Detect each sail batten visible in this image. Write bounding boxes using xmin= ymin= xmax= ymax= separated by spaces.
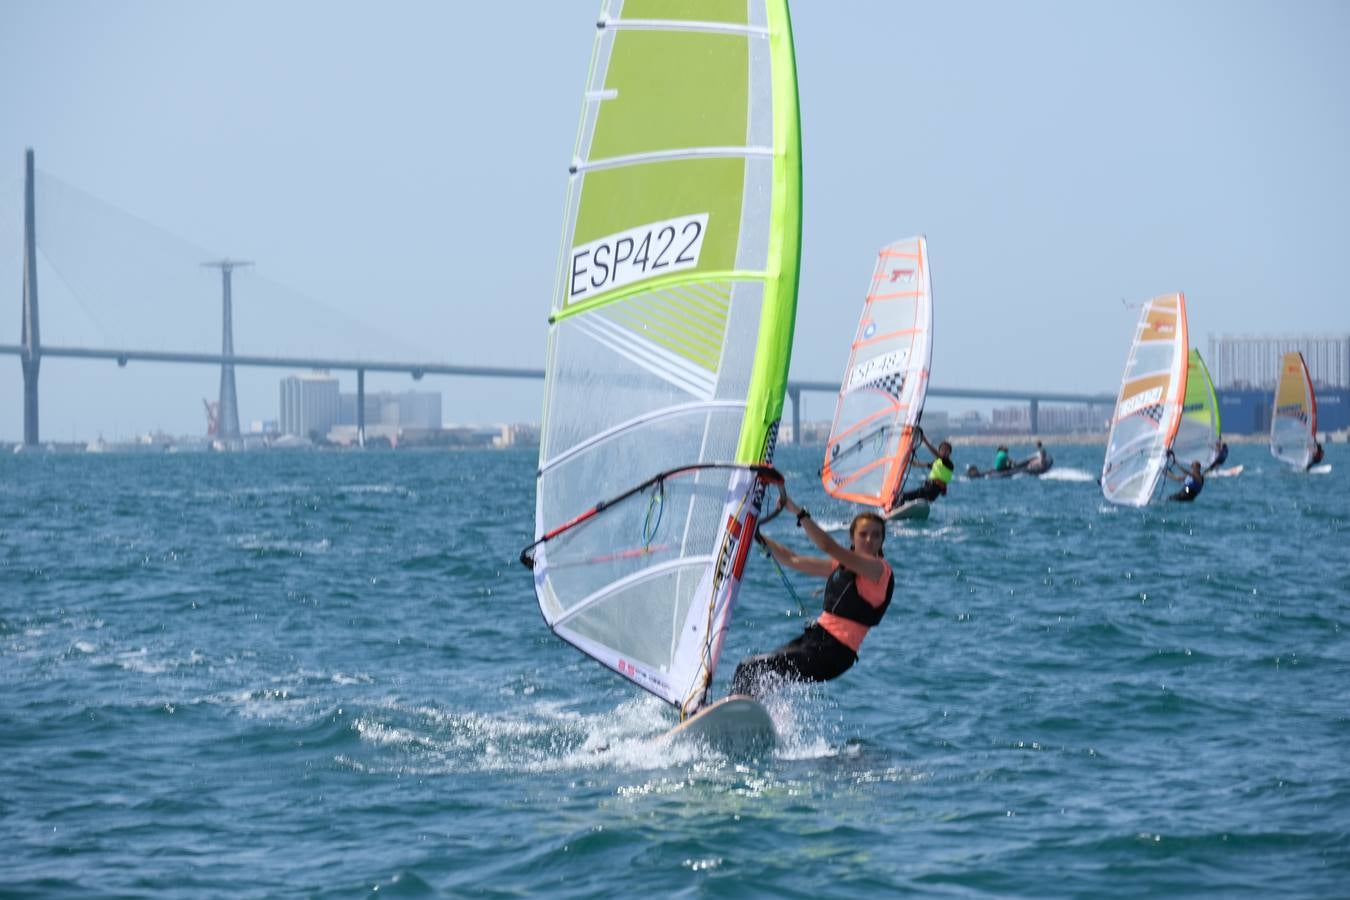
xmin=527 ymin=0 xmax=801 ymax=718
xmin=821 ymin=236 xmax=933 ymax=513
xmin=574 ymin=145 xmax=775 ymax=173
xmin=600 ymin=19 xmax=772 ymax=37
xmin=1100 ymin=293 xmax=1189 ymax=506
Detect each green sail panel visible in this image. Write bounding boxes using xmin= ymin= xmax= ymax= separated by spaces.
xmin=531 ymin=0 xmax=801 ymax=716
xmin=1173 ymin=348 xmax=1221 ymax=470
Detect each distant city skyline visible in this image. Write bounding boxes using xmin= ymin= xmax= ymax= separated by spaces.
xmin=2 ymin=1 xmax=1348 ymax=441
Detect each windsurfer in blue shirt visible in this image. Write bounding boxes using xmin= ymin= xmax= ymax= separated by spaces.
xmin=1204 ymin=441 xmax=1229 ymax=473
xmin=1164 ymin=456 xmax=1204 ymax=502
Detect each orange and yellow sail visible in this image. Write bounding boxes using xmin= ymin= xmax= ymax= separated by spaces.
xmin=1100 ymin=293 xmax=1189 ymax=506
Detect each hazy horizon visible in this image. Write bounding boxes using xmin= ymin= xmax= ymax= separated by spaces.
xmin=3 ymin=1 xmax=1348 ymax=442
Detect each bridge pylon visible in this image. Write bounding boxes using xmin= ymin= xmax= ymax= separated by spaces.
xmin=202 ymin=259 xmax=252 ymax=446
xmin=21 ymin=149 xmax=41 ymax=446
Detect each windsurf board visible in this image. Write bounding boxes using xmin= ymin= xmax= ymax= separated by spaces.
xmin=662 ymin=694 xmax=776 ymax=751
xmin=886 ymin=499 xmax=930 ymax=521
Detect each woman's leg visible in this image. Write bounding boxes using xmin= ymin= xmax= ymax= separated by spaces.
xmin=730 ymin=626 xmax=855 ymax=696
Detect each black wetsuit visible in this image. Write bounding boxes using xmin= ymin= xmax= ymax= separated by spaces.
xmin=1168 ymin=472 xmax=1204 ymax=502
xmin=730 ymin=562 xmax=894 ymax=696
xmin=897 ymin=457 xmax=953 ymax=504
xmin=898 ymin=480 xmax=944 ymax=503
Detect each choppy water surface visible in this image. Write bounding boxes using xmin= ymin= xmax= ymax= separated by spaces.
xmin=2 ymin=443 xmax=1347 ymax=897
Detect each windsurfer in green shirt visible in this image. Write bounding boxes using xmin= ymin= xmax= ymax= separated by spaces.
xmin=895 ymin=428 xmax=954 ymax=505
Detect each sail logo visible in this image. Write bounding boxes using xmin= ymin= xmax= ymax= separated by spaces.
xmin=1118 ymin=386 xmax=1163 ymax=419
xmin=889 ymin=268 xmax=915 ymax=283
xmin=569 ymin=213 xmax=709 ymax=303
xmin=1149 ymin=318 xmax=1173 ymax=334
xmin=847 ymin=348 xmax=908 ymax=390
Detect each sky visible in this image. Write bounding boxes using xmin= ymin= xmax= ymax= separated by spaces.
xmin=1 ymin=1 xmax=1348 ymax=442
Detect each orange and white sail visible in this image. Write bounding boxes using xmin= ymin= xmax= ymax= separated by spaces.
xmin=1100 ymin=293 xmax=1189 ymax=506
xmin=821 ymin=236 xmax=932 ymax=513
xmin=1270 ymin=351 xmax=1318 ymax=469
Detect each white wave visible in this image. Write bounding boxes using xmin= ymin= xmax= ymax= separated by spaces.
xmin=236 ymin=534 xmax=332 ymax=554
xmin=116 ymin=647 xmax=169 ymax=674
xmin=207 ymin=685 xmax=315 ymax=722
xmin=355 ymin=689 xmax=845 ymax=778
xmin=1042 ymin=467 xmax=1097 ymax=482
xmin=343 ymin=483 xmax=415 ymax=497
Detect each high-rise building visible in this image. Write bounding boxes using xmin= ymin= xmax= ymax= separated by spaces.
xmin=1208 ymin=334 xmax=1350 ymax=389
xmin=280 ymin=372 xmax=340 ymax=439
xmin=337 ymin=389 xmax=442 ymax=430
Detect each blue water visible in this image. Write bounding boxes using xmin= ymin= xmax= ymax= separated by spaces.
xmin=2 ymin=443 xmax=1347 ymax=897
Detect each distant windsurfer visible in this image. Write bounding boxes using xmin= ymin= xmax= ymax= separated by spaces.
xmin=731 ymin=486 xmax=893 ymax=697
xmin=1307 ymin=443 xmax=1324 ymax=470
xmin=1204 ymin=441 xmax=1229 ymax=473
xmin=1164 ymin=455 xmax=1205 ymax=502
xmin=894 ymin=428 xmax=954 ymax=505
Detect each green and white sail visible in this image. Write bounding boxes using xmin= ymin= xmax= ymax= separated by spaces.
xmin=527 ymin=0 xmax=801 ymax=718
xmin=1173 ymin=348 xmax=1221 ymax=470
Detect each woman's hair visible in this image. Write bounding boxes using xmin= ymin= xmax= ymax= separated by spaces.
xmin=848 ymin=512 xmax=886 ymax=550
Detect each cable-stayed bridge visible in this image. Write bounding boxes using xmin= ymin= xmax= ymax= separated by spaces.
xmin=4 ymin=150 xmax=1114 ymax=446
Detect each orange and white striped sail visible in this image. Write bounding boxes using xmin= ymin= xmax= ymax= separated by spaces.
xmin=821 ymin=236 xmax=932 ymax=513
xmin=1270 ymin=351 xmax=1318 ymax=469
xmin=1100 ymin=293 xmax=1189 ymax=506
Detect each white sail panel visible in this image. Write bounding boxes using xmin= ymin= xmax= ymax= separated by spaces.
xmin=1101 ymin=293 xmax=1188 ymax=506
xmin=821 ymin=236 xmax=933 ymax=512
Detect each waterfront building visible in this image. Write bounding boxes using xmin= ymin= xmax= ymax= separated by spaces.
xmin=1208 ymin=334 xmax=1349 ymax=389
xmin=280 ymin=372 xmax=340 ymax=439
xmin=338 ymin=390 xmax=442 ymax=430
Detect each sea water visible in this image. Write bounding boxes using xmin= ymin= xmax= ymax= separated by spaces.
xmin=2 ymin=443 xmax=1347 ymax=897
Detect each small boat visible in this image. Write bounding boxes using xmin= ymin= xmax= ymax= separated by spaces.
xmin=967 ymin=453 xmax=1054 ymax=479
